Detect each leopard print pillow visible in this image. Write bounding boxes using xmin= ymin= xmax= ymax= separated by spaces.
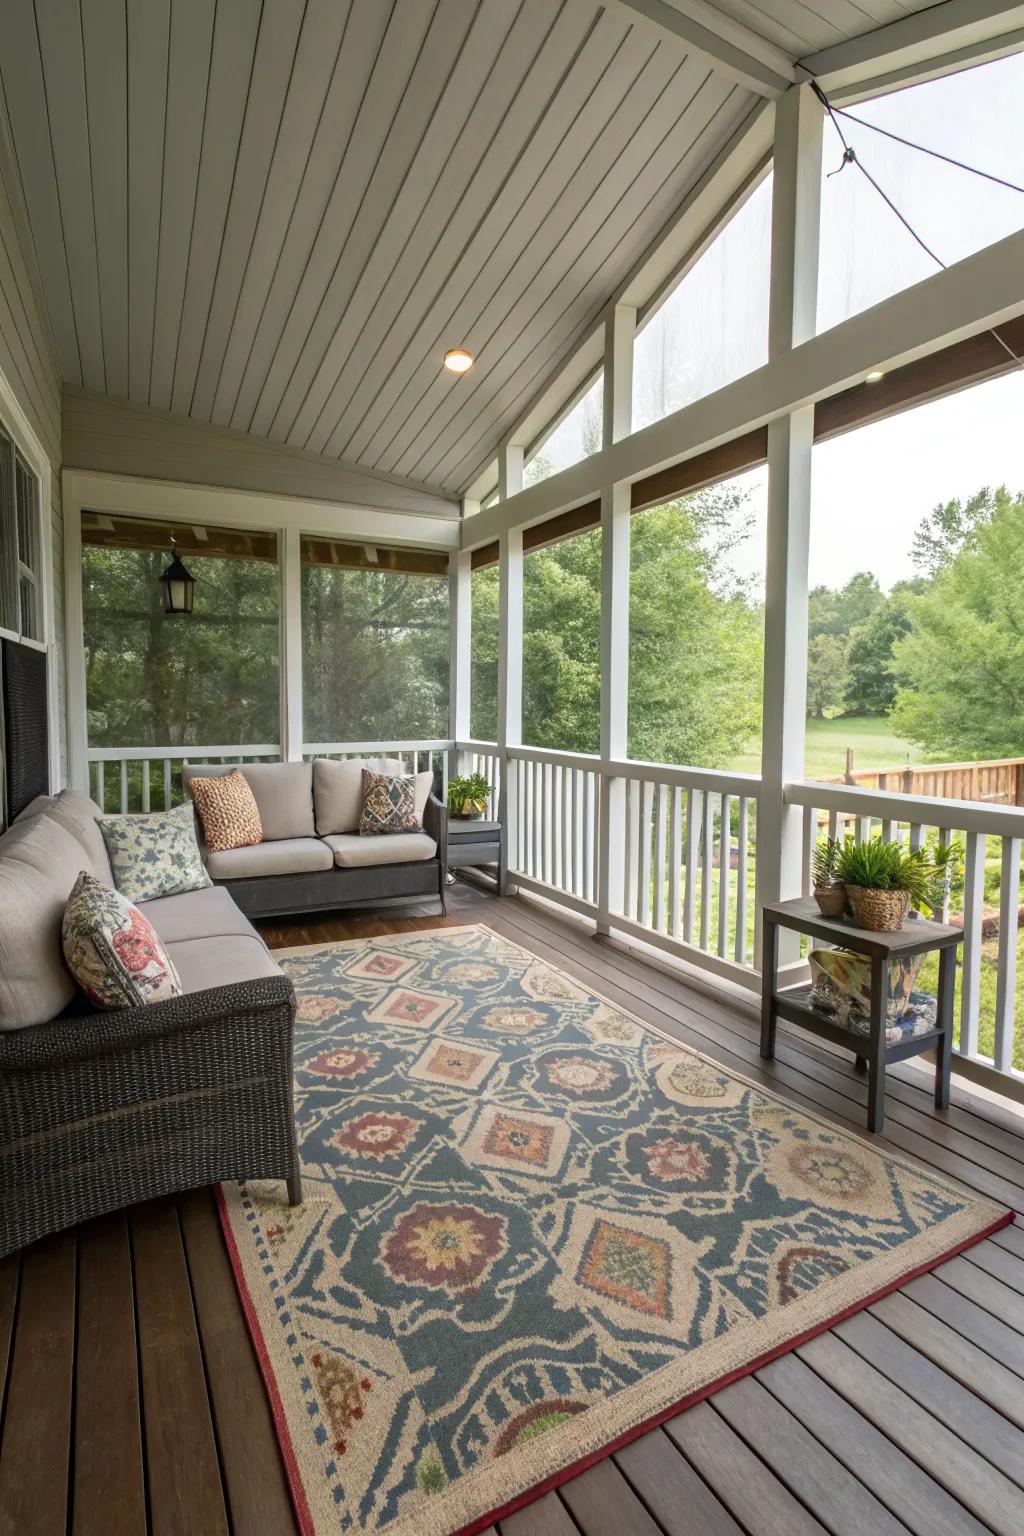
xmin=188 ymin=770 xmax=263 ymax=852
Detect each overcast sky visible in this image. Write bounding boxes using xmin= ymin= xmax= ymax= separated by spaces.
xmin=539 ymin=51 xmax=1024 ymax=596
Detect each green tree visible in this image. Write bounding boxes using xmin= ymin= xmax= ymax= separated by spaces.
xmin=892 ymin=488 xmax=1024 ymax=757
xmin=911 ymin=486 xmax=1001 ymax=576
xmin=843 ymin=580 xmax=922 ymax=715
xmin=806 ymin=634 xmax=847 ymax=717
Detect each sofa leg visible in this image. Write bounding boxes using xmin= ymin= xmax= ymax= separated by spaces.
xmin=287 ymin=1170 xmax=303 ymax=1206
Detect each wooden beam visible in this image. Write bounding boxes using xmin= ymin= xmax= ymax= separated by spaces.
xmin=461 ymin=223 xmax=1024 ymax=551
xmin=604 ymin=0 xmax=794 ymax=97
xmin=803 ymin=1 xmax=1024 ymax=94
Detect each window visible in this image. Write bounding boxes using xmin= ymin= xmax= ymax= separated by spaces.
xmin=301 ymin=541 xmax=448 ymax=744
xmin=632 ymin=176 xmax=772 ymax=433
xmin=805 ymin=369 xmax=1024 ymax=783
xmin=82 ymin=515 xmax=280 ymax=748
xmin=628 ymin=469 xmax=767 ymax=770
xmin=524 ymin=374 xmax=603 ymax=487
xmin=817 ymin=54 xmax=1024 ymax=333
xmin=522 ymin=526 xmax=601 ymax=753
xmin=0 ymin=425 xmax=43 ymax=642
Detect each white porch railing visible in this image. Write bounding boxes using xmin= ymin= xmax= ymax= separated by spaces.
xmin=87 ymin=745 xmax=281 ymax=814
xmin=787 ymin=779 xmax=1024 ymax=1094
xmin=507 ymin=746 xmax=600 ymax=913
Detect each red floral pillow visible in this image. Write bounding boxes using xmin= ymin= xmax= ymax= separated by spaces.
xmin=62 ymin=872 xmax=182 ymax=1008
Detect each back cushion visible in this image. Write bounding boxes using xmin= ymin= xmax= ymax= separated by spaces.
xmin=0 ymin=810 xmax=96 ymax=1027
xmin=313 ymin=758 xmax=432 ymax=835
xmin=181 ymin=761 xmax=315 ymax=841
xmin=50 ymin=789 xmax=112 ymax=881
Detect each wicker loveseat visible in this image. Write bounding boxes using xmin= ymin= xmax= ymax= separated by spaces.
xmin=0 ymin=789 xmax=300 ymax=1257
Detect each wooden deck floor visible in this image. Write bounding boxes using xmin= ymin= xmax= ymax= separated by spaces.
xmin=3 ymin=881 xmax=1024 ymax=1536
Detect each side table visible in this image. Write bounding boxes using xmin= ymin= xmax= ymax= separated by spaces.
xmin=446 ymin=816 xmax=505 ymax=893
xmin=760 ymin=896 xmax=963 ymax=1134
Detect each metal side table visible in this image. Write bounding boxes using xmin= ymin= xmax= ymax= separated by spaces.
xmin=446 ymin=816 xmax=505 ymax=892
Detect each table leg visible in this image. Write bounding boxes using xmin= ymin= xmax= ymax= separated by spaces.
xmin=868 ymin=955 xmax=887 ymax=1133
xmin=935 ymin=946 xmax=955 ymax=1111
xmin=760 ymin=918 xmax=778 ymax=1061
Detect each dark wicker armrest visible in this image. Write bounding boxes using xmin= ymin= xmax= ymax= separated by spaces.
xmin=423 ymin=791 xmax=448 ymax=866
xmin=0 ymin=974 xmax=295 ymax=1072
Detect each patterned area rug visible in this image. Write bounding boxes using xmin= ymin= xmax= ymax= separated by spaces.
xmin=219 ymin=925 xmax=1009 ymax=1536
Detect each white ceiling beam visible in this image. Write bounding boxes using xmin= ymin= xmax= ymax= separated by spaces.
xmin=603 ymin=0 xmax=794 ymax=97
xmin=461 ymin=223 xmax=1024 ymax=551
xmin=802 ymin=1 xmax=1024 ymax=94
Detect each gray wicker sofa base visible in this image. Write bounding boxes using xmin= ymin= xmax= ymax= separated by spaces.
xmin=0 ymin=789 xmax=301 ymax=1259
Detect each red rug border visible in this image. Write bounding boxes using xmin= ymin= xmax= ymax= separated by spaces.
xmin=216 ymin=1184 xmax=1012 ymax=1536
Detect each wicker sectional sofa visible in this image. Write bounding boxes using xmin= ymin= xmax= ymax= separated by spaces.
xmin=0 ymin=761 xmax=447 ymax=1256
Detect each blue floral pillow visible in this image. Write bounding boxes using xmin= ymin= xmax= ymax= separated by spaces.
xmin=99 ymin=802 xmax=211 ymax=902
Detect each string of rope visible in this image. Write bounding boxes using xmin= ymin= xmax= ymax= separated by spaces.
xmin=831 ymin=107 xmax=1024 ymax=198
xmin=808 ymin=81 xmax=1020 ymax=365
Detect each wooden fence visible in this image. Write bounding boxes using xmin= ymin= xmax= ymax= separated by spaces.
xmin=829 ymin=752 xmax=1024 ymax=806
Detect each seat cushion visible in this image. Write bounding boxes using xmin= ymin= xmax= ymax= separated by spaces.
xmin=313 ymin=758 xmax=432 ymax=834
xmin=165 ymin=934 xmax=282 ymax=994
xmin=324 ymin=831 xmax=437 ymax=868
xmin=0 ymin=810 xmax=100 ymax=1027
xmin=182 ymin=761 xmax=314 ymax=841
xmin=141 ymin=884 xmax=263 ymax=945
xmin=206 ymin=836 xmax=334 ymax=881
xmin=100 ymin=803 xmax=211 ymax=902
xmin=62 ymin=872 xmax=182 ymax=1009
xmin=188 ymin=770 xmax=263 ymax=851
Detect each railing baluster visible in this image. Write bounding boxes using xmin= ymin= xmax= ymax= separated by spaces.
xmin=574 ymin=770 xmax=584 ymax=897
xmin=533 ymin=761 xmax=542 ymax=879
xmin=735 ymin=797 xmax=749 ymax=963
xmin=994 ymin=836 xmax=1020 ymax=1073
xmin=560 ymin=764 xmax=571 ymax=894
xmin=683 ymin=789 xmax=698 ymax=945
xmin=654 ymin=784 xmax=668 ymax=933
xmin=718 ymin=793 xmax=731 ymax=958
xmin=669 ymin=786 xmax=682 ymax=938
xmin=937 ymin=826 xmax=951 ymax=922
xmin=543 ymin=761 xmax=554 ymax=884
xmin=96 ymin=760 xmax=105 ymax=813
xmin=141 ymin=759 xmax=150 ymax=813
xmin=909 ymin=822 xmax=925 ymax=852
xmin=119 ymin=758 xmax=129 ymax=814
xmin=959 ymin=831 xmax=986 ymax=1058
xmin=827 ymin=808 xmax=838 ymax=842
xmin=700 ymin=790 xmax=713 ymax=952
xmin=638 ymin=780 xmax=653 ymax=926
xmin=625 ymin=780 xmax=638 ymax=920
xmin=802 ymin=803 xmax=815 ymax=897
xmin=584 ymin=772 xmax=595 ymax=904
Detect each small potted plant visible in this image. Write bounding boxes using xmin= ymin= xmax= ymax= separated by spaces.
xmin=447 ymin=771 xmax=493 ymax=819
xmin=812 ymin=836 xmax=849 ymax=917
xmin=835 ymin=837 xmax=959 ymax=932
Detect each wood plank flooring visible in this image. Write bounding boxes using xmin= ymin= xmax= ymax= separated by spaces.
xmin=2 ymin=881 xmax=1024 ymax=1535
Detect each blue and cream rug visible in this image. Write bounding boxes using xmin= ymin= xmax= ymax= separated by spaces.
xmin=219 ymin=924 xmax=1009 ymax=1536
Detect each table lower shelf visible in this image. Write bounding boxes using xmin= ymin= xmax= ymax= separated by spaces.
xmin=774 ymin=984 xmax=946 ymax=1064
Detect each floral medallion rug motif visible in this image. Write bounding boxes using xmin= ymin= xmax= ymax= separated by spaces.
xmin=218 ymin=925 xmax=1008 ymax=1536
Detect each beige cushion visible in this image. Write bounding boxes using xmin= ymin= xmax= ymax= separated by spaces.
xmin=188 ymin=770 xmax=263 ymax=851
xmin=206 ymin=836 xmax=333 ymax=881
xmin=313 ymin=758 xmax=433 ymax=835
xmin=0 ymin=811 xmax=94 ymax=1027
xmin=49 ymin=789 xmax=111 ymax=881
xmin=182 ymin=761 xmax=315 ymax=841
xmin=323 ymin=831 xmax=436 ymax=868
xmin=141 ymin=885 xmax=264 ymax=945
xmin=165 ymin=935 xmax=282 ymax=994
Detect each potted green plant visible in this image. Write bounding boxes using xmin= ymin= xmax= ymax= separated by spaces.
xmin=811 ymin=836 xmax=849 ymax=917
xmin=835 ymin=837 xmax=959 ymax=932
xmin=447 ymin=771 xmax=493 ymax=819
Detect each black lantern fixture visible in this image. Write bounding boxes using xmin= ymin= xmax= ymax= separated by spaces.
xmin=159 ymin=537 xmax=196 ymax=615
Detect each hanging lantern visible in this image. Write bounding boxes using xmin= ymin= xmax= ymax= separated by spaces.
xmin=159 ymin=538 xmax=195 ymax=615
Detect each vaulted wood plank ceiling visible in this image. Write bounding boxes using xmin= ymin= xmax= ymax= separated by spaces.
xmin=0 ymin=0 xmax=956 ymax=498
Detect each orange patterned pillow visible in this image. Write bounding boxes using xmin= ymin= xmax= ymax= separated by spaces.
xmin=188 ymin=770 xmax=263 ymax=852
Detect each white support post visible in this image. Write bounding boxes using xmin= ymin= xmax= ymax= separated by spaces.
xmin=597 ymin=302 xmax=635 ymax=934
xmin=499 ymin=439 xmax=524 ymax=501
xmin=449 ymin=531 xmax=473 ymax=786
xmin=64 ymin=501 xmax=89 ymax=791
xmin=496 ymin=527 xmax=523 ymax=893
xmin=281 ymin=525 xmax=303 ymax=762
xmin=755 ymin=84 xmax=823 ymax=966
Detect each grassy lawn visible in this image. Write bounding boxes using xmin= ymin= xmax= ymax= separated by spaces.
xmin=733 ymin=713 xmax=935 ymax=779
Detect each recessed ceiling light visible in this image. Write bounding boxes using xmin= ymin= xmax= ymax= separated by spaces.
xmin=444 ymin=348 xmax=474 ymax=374
xmin=865 ymin=369 xmax=886 ymax=383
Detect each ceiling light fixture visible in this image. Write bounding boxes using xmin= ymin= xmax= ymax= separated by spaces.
xmin=865 ymin=369 xmax=886 ymax=383
xmin=443 ymin=348 xmax=474 ymax=374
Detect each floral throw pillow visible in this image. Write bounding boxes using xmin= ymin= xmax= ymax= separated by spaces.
xmin=62 ymin=871 xmax=182 ymax=1009
xmin=99 ymin=801 xmax=211 ymax=902
xmin=359 ymin=769 xmax=420 ymax=836
xmin=188 ymin=770 xmax=263 ymax=852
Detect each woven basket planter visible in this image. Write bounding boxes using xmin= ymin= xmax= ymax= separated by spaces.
xmin=847 ymin=885 xmax=910 ymax=932
xmin=813 ymin=883 xmax=848 ymax=918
